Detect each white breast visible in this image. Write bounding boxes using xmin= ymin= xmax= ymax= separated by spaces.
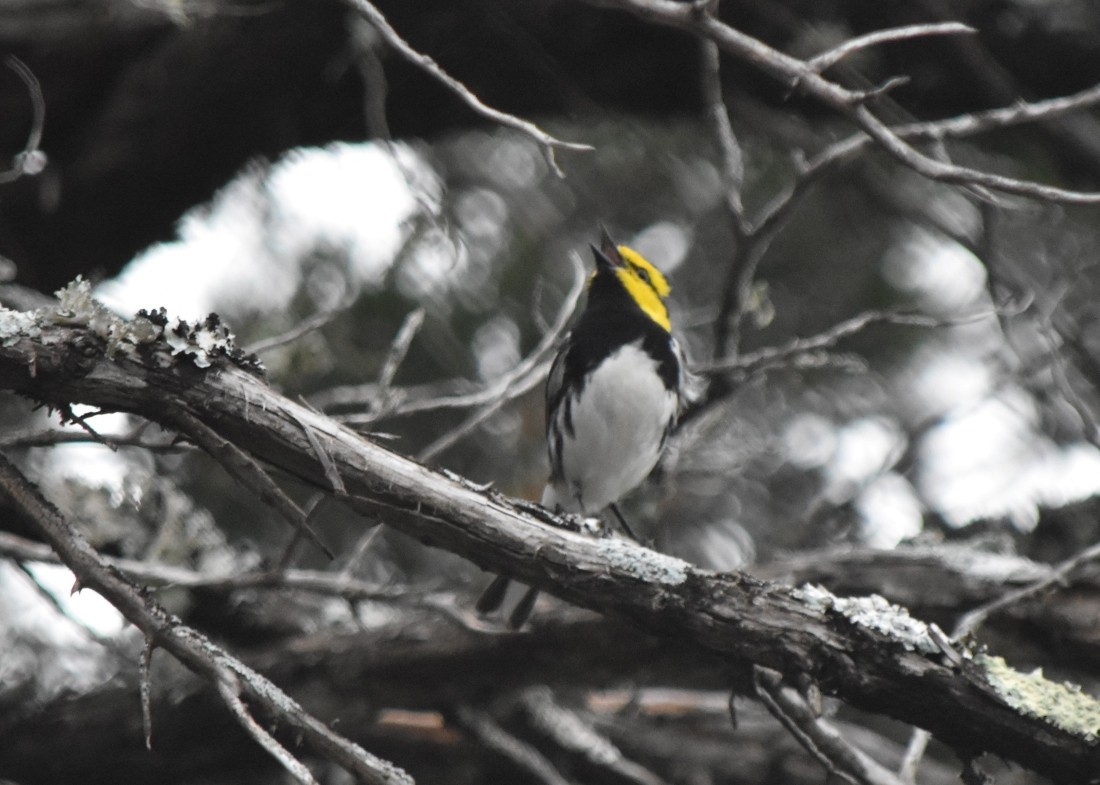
xmin=544 ymin=341 xmax=678 ymax=514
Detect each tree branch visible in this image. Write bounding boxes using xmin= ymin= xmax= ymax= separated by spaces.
xmin=1 ymin=310 xmax=1099 ymax=779
xmin=806 ymin=23 xmax=975 ymax=74
xmin=753 ymin=667 xmax=905 ymax=785
xmin=0 ymin=55 xmax=47 ymax=184
xmin=581 ymin=0 xmax=1100 ymax=203
xmin=342 ymin=0 xmax=593 ymax=175
xmin=0 ymin=451 xmax=412 ymax=785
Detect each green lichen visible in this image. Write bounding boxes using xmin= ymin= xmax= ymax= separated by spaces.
xmin=978 ymin=654 xmax=1100 ymax=743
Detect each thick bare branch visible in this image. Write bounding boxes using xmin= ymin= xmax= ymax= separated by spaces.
xmin=2 ymin=318 xmax=1099 ymax=780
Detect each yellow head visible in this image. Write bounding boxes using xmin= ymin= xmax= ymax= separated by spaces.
xmin=592 ymin=231 xmax=673 ymax=332
xmin=613 ymin=245 xmax=672 ymax=332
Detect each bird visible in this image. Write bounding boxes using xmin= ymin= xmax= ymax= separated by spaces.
xmin=477 ymin=227 xmax=686 ymax=627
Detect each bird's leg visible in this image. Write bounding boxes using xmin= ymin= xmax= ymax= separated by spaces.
xmin=608 ymin=502 xmax=641 ymax=542
xmin=476 ymin=574 xmax=512 ymax=614
xmin=508 ymin=586 xmax=541 ymax=629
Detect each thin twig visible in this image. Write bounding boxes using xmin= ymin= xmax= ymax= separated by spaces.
xmin=0 ymin=56 xmax=47 ymax=184
xmin=12 ymin=561 xmax=113 ymax=646
xmin=852 ymin=102 xmax=1100 ymax=203
xmin=699 ymin=8 xmax=746 ymax=225
xmin=753 ymin=667 xmax=905 ymax=785
xmin=698 ymin=0 xmax=756 ymax=360
xmin=350 ymin=14 xmax=393 ymax=141
xmin=416 ymin=255 xmax=587 ymax=460
xmin=140 ymin=639 xmax=155 ymax=750
xmin=454 ymin=706 xmax=578 ymax=785
xmin=334 ymin=261 xmax=584 ymax=424
xmin=703 ymin=307 xmax=994 ymax=376
xmin=217 ymin=670 xmax=320 ymax=785
xmin=245 ymin=305 xmax=350 ymax=355
xmin=585 ymin=0 xmax=1100 ymax=203
xmin=953 ymin=539 xmax=1100 ymax=640
xmin=520 ymin=687 xmax=671 ymax=785
xmin=807 ymin=22 xmax=975 ymax=73
xmin=343 ymin=0 xmax=593 ymax=175
xmin=168 ymin=408 xmax=334 ymax=559
xmin=0 ymin=529 xmax=405 ymax=603
xmin=339 ymin=522 xmax=385 ymax=579
xmin=292 ymin=407 xmax=347 ymax=496
xmin=366 ymin=305 xmax=428 ymax=422
xmin=0 ymin=423 xmax=182 ymax=452
xmin=737 ymin=83 xmax=1100 ymax=305
xmin=378 ymin=307 xmax=426 ymax=393
xmin=898 ymin=728 xmax=931 ymax=784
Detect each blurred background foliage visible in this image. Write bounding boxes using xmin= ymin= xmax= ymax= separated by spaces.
xmin=5 ymin=2 xmax=1100 ymax=781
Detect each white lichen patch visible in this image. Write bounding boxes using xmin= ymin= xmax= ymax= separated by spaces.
xmin=0 ymin=307 xmax=42 ymax=345
xmin=50 ymin=279 xmax=165 ymax=356
xmin=164 ymin=314 xmax=262 ymax=372
xmin=54 ymin=277 xmax=111 ymax=328
xmin=24 ymin=278 xmax=263 ymax=372
xmin=595 ymin=537 xmax=690 ymax=586
xmin=798 ymin=583 xmax=939 ymax=654
xmin=978 ymin=654 xmax=1100 ymax=743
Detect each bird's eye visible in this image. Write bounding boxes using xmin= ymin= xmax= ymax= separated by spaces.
xmin=634 ymin=266 xmax=651 ymax=285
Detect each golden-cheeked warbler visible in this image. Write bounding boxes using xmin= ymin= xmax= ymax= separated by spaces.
xmin=478 ymin=228 xmax=686 ymax=626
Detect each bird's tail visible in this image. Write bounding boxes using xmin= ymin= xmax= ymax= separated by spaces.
xmin=475 ymin=483 xmax=567 ymax=626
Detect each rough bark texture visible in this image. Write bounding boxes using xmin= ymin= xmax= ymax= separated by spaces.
xmin=2 ymin=319 xmax=1099 ymax=782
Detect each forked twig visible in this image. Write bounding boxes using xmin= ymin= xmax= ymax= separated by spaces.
xmin=217 ymin=669 xmax=320 ymax=785
xmin=416 ymin=254 xmax=587 ymax=460
xmin=0 ymin=453 xmax=412 ymax=785
xmin=585 ymin=0 xmax=1100 ymax=203
xmin=343 ymin=0 xmax=593 ymax=175
xmin=953 ymin=539 xmax=1100 ymax=640
xmin=704 ymin=307 xmax=994 ymax=376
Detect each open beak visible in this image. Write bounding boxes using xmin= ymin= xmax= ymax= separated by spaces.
xmin=591 ymin=225 xmax=624 ymax=270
